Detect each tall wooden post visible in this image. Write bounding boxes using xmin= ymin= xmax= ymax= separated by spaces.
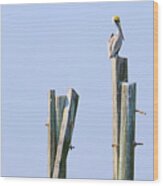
xmin=111 ymin=57 xmax=128 ymax=179
xmin=47 ymin=88 xmax=79 ymax=178
xmin=118 ymin=83 xmax=136 ymax=180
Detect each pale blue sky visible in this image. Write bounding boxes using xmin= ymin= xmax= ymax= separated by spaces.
xmin=1 ymin=1 xmax=154 ymax=180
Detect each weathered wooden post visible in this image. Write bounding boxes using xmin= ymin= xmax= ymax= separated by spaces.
xmin=48 ymin=90 xmax=57 ymax=178
xmin=47 ymin=88 xmax=79 ymax=178
xmin=118 ymin=83 xmax=136 ymax=180
xmin=53 ymin=89 xmax=79 ymax=178
xmin=55 ymin=95 xmax=67 ymax=178
xmin=111 ymin=57 xmax=128 ymax=179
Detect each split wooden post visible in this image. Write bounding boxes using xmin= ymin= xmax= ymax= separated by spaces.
xmin=111 ymin=57 xmax=128 ymax=179
xmin=47 ymin=88 xmax=79 ymax=178
xmin=118 ymin=83 xmax=136 ymax=180
xmin=53 ymin=89 xmax=79 ymax=178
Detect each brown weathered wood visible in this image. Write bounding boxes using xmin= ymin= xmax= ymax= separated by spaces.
xmin=55 ymin=95 xmax=67 ymax=178
xmin=118 ymin=83 xmax=136 ymax=180
xmin=48 ymin=90 xmax=57 ymax=178
xmin=53 ymin=88 xmax=79 ymax=178
xmin=55 ymin=96 xmax=67 ymax=142
xmin=111 ymin=57 xmax=128 ymax=179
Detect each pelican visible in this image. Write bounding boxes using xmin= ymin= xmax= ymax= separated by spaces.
xmin=108 ymin=16 xmax=125 ymax=59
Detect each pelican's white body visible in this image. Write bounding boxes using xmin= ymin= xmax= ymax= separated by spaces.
xmin=108 ymin=21 xmax=124 ymax=59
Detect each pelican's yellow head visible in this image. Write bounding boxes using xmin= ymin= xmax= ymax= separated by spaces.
xmin=113 ymin=16 xmax=120 ymax=23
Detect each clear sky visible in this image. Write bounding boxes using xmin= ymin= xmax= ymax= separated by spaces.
xmin=1 ymin=1 xmax=154 ymax=180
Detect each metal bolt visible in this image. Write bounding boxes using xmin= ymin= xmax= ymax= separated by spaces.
xmin=133 ymin=141 xmax=143 ymax=147
xmin=135 ymin=109 xmax=146 ymax=115
xmin=69 ymin=145 xmax=75 ymax=150
xmin=112 ymin=144 xmax=119 ymax=148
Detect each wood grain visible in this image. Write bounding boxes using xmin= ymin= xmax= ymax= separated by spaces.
xmin=48 ymin=90 xmax=57 ymax=178
xmin=154 ymin=1 xmax=158 ymax=180
xmin=111 ymin=57 xmax=128 ymax=179
xmin=118 ymin=83 xmax=136 ymax=180
xmin=53 ymin=89 xmax=79 ymax=178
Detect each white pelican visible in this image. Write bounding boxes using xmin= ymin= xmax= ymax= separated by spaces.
xmin=108 ymin=16 xmax=124 ymax=59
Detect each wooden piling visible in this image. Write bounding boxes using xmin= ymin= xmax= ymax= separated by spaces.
xmin=53 ymin=88 xmax=79 ymax=178
xmin=47 ymin=88 xmax=79 ymax=178
xmin=111 ymin=57 xmax=128 ymax=179
xmin=118 ymin=83 xmax=136 ymax=180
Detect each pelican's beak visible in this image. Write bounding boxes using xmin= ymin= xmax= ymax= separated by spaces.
xmin=122 ymin=33 xmax=125 ymax=40
xmin=117 ymin=22 xmax=125 ymax=40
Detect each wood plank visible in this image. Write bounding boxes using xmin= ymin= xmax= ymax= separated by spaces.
xmin=48 ymin=90 xmax=57 ymax=178
xmin=118 ymin=83 xmax=136 ymax=180
xmin=55 ymin=96 xmax=67 ymax=142
xmin=55 ymin=95 xmax=67 ymax=178
xmin=111 ymin=56 xmax=128 ymax=179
